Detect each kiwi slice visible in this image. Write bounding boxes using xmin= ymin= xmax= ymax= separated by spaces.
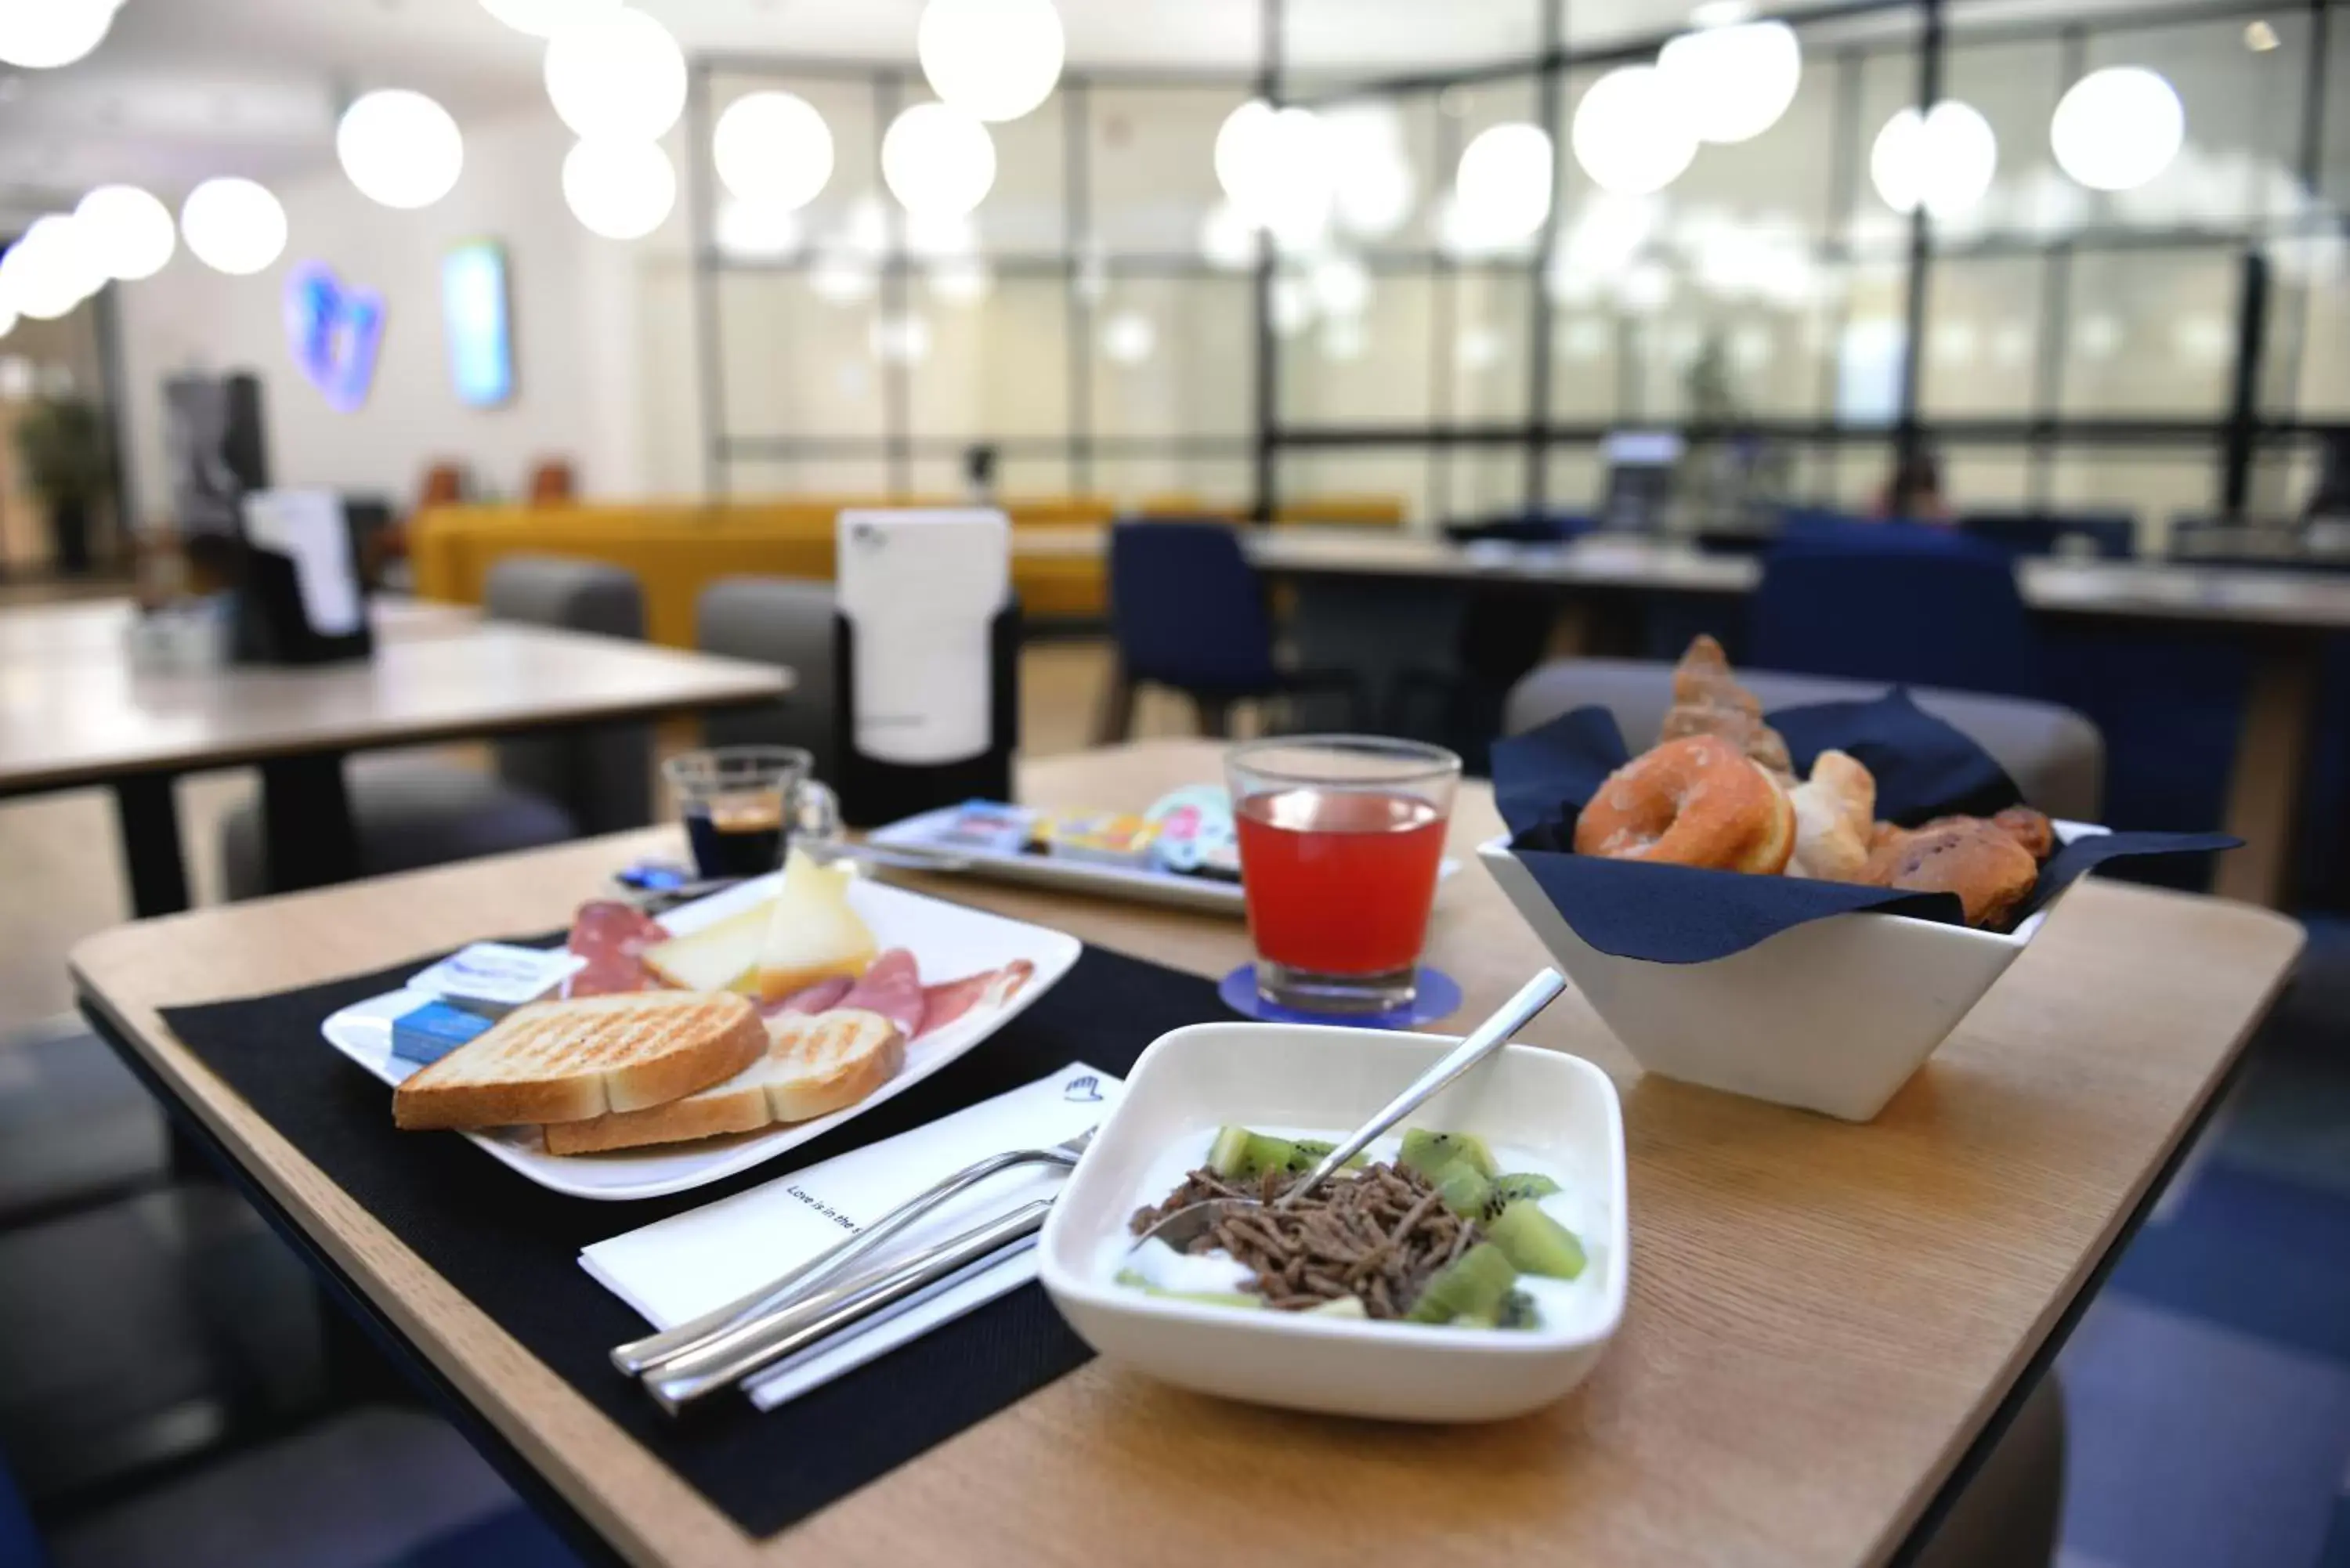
xmin=1432 ymin=1160 xmax=1491 ymax=1218
xmin=1399 ymin=1129 xmax=1499 ymax=1183
xmin=1484 ymin=1200 xmax=1587 ymax=1280
xmin=1204 ymin=1125 xmax=1254 ymax=1178
xmin=1446 ymin=1290 xmax=1542 ymax=1331
xmin=1203 ymin=1125 xmax=1303 ymax=1180
xmin=1405 ymin=1241 xmax=1517 ymax=1324
xmin=1289 ymin=1139 xmax=1368 ymax=1171
xmin=1495 ymin=1289 xmax=1540 ymax=1331
xmin=1479 ymin=1172 xmax=1563 ymax=1221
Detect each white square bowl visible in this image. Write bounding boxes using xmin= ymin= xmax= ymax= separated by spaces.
xmin=1036 ymin=1021 xmax=1629 ymax=1422
xmin=1477 ymin=826 xmax=2101 ymax=1122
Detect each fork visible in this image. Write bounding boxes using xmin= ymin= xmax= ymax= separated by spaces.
xmin=611 ymin=1128 xmax=1096 ymax=1378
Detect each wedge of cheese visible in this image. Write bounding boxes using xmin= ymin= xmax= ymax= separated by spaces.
xmin=640 ymin=899 xmax=775 ymax=994
xmin=757 ymin=847 xmax=878 ymax=1001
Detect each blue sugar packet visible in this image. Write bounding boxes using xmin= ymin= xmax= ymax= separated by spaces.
xmin=391 ymin=999 xmax=495 ymax=1066
xmin=1491 ymin=687 xmax=2238 ymax=964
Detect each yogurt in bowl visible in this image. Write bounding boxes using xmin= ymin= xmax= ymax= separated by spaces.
xmin=1037 ymin=1021 xmax=1628 ymax=1422
xmin=1102 ymin=1125 xmax=1614 ymax=1335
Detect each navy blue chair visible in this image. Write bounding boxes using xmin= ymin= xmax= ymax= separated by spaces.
xmin=1750 ymin=532 xmax=2041 ymax=698
xmin=1441 ymin=511 xmax=1596 ymax=546
xmin=1960 ymin=510 xmax=2137 ymax=560
xmin=0 ymin=1455 xmax=47 ymax=1568
xmin=1101 ymin=519 xmax=1367 ymax=739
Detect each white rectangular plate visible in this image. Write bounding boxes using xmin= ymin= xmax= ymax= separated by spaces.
xmin=867 ymin=804 xmax=1459 ymax=918
xmin=319 ymin=874 xmax=1082 ymax=1201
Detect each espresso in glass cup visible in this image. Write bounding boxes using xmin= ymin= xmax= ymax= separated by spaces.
xmin=663 ymin=746 xmax=840 ymax=880
xmin=1226 ymin=735 xmax=1461 ymax=1013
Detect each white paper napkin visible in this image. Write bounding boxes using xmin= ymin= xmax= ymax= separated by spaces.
xmin=580 ymin=1063 xmax=1120 ymax=1411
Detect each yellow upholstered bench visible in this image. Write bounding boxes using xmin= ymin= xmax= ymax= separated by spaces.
xmin=408 ymin=497 xmax=1123 ymax=645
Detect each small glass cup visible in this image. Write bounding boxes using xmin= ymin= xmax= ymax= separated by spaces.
xmin=663 ymin=746 xmax=841 ymax=880
xmin=1226 ymin=735 xmax=1462 ymax=1014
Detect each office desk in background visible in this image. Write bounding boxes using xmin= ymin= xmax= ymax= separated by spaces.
xmin=0 ymin=596 xmax=788 ymax=917
xmin=1238 ymin=530 xmax=2350 ymax=909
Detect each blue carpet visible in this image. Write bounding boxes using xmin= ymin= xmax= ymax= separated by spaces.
xmin=387 ymin=1504 xmax=581 ymax=1568
xmin=2056 ymin=923 xmax=2350 ymax=1568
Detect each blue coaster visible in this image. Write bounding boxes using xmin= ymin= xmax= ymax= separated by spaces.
xmin=1217 ymin=964 xmax=1464 ymax=1029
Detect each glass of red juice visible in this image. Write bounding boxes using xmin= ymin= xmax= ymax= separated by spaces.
xmin=1227 ymin=736 xmax=1461 ymax=1014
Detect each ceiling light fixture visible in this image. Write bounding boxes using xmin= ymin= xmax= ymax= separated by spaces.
xmin=713 ymin=91 xmax=834 ymax=211
xmin=2050 ymin=67 xmax=2185 ymax=192
xmin=715 ymin=197 xmax=803 ymax=261
xmin=561 ymin=138 xmax=676 ymax=239
xmin=74 ymin=184 xmax=175 ymax=280
xmin=1870 ymin=100 xmax=1998 ymax=217
xmin=0 ymin=215 xmax=102 ymax=318
xmin=1213 ymin=100 xmax=1335 ymax=240
xmin=1101 ymin=311 xmax=1155 ymax=364
xmin=916 ymin=0 xmax=1065 ymax=123
xmin=1572 ymin=67 xmax=1697 ymax=195
xmin=1455 ymin=121 xmax=1554 ymax=243
xmin=338 ymin=89 xmax=465 ymax=209
xmin=1658 ymin=20 xmax=1802 ymax=145
xmin=180 ymin=178 xmax=289 ymax=276
xmin=0 ymin=0 xmax=121 ymax=70
xmin=881 ymin=102 xmax=997 ymax=218
xmin=544 ymin=7 xmax=686 ymax=143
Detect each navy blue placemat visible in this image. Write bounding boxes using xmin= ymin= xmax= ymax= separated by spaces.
xmin=159 ymin=941 xmax=1224 ymax=1540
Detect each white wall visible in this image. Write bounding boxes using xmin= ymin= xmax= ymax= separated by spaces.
xmin=114 ymin=108 xmax=667 ymax=523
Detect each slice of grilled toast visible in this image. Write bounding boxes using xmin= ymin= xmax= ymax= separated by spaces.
xmin=392 ymin=991 xmax=766 ymax=1132
xmin=540 ymin=1006 xmax=906 ymax=1155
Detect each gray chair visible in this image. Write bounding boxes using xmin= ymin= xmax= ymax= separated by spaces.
xmin=1505 ymin=656 xmax=2104 ymax=819
xmin=221 ymin=556 xmax=653 ymax=899
xmin=693 ymin=576 xmax=839 ymax=786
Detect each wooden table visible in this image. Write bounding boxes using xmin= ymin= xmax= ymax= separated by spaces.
xmin=69 ymin=739 xmax=2304 ymax=1568
xmin=1242 ymin=529 xmax=2350 ymax=908
xmin=0 ymin=594 xmax=478 ymax=663
xmin=0 ymin=598 xmax=786 ymax=916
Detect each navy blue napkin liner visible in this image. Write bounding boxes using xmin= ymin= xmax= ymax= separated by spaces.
xmin=1491 ymin=690 xmax=2239 ymax=964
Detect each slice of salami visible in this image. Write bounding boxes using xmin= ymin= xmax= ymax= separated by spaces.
xmin=836 ymin=948 xmax=925 ymax=1036
xmin=758 ymin=975 xmax=855 ymax=1018
xmin=916 ymin=959 xmax=1036 ymax=1039
xmin=566 ymin=900 xmax=669 ymax=995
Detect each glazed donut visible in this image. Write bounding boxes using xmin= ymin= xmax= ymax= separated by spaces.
xmin=1575 ymin=735 xmax=1797 ymax=874
xmin=1864 ymin=819 xmax=2039 ymax=928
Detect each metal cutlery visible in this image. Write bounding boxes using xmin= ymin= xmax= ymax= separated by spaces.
xmin=612 ymin=1129 xmax=1094 ymax=1389
xmin=642 ymin=1199 xmax=1054 ymax=1414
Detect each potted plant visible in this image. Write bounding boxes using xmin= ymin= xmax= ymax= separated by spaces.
xmin=13 ymin=395 xmax=112 ymax=574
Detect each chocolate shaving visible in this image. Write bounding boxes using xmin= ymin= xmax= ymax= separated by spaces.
xmin=1129 ymin=1160 xmax=1482 ymax=1319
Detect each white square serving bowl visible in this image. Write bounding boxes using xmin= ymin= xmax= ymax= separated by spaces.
xmin=1477 ymin=824 xmax=2102 ymax=1122
xmin=1036 ymin=1020 xmax=1629 ymax=1423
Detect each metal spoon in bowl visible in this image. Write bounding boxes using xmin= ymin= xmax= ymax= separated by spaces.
xmin=1129 ymin=968 xmax=1569 ymax=1255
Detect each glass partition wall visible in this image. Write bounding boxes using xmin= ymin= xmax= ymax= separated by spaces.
xmin=689 ymin=0 xmax=2349 ymax=541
